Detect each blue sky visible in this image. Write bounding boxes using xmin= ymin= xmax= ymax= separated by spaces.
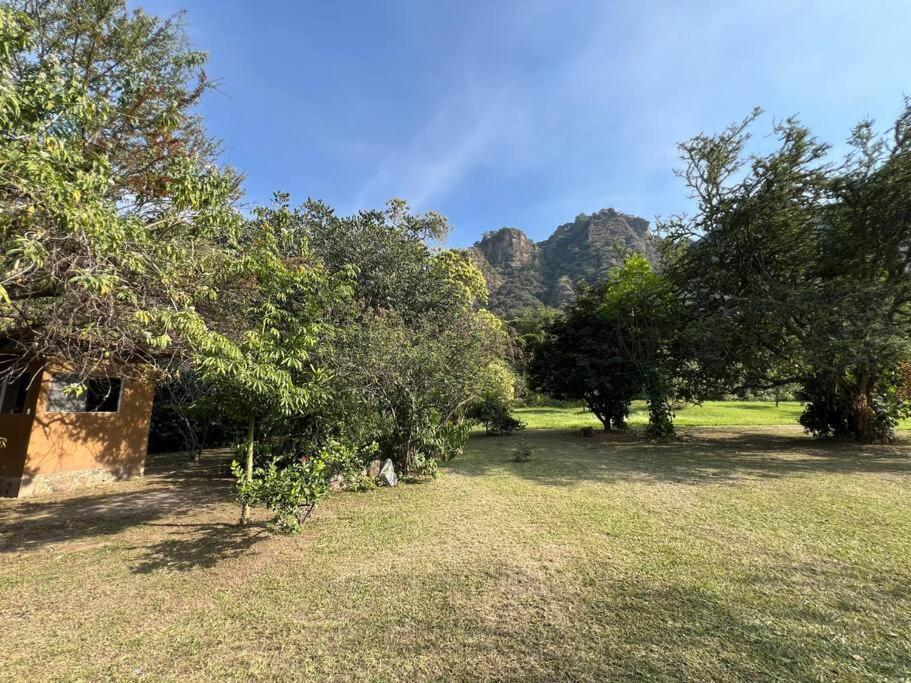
xmin=141 ymin=0 xmax=911 ymax=246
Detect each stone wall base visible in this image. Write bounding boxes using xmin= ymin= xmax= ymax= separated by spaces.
xmin=13 ymin=466 xmax=144 ymax=499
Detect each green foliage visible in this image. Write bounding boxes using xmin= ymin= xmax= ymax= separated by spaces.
xmin=194 ymin=196 xmax=352 ymax=421
xmin=0 ymin=2 xmax=245 ymax=382
xmin=321 ymin=440 xmax=379 ymax=492
xmin=294 ymin=199 xmax=506 ymax=475
xmin=662 ymin=102 xmax=911 ymax=441
xmin=644 ymin=369 xmax=675 ymax=439
xmin=466 ymin=360 xmax=525 ymax=434
xmin=231 ymin=457 xmax=328 ymax=534
xmin=230 ymin=438 xmax=370 ymax=533
xmin=529 ymin=255 xmax=677 ymax=435
xmin=467 ymin=395 xmax=525 ymax=435
xmin=512 ymin=439 xmax=534 ymax=462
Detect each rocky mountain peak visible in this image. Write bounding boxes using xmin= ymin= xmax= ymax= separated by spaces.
xmin=474 ymin=227 xmax=539 ymax=269
xmin=468 ymin=208 xmax=658 ymax=318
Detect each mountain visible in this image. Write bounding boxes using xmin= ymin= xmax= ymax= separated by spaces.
xmin=468 ymin=208 xmax=658 ymax=319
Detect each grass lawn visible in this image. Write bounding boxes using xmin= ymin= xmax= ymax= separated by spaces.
xmin=2 ymin=427 xmax=910 ymax=680
xmin=517 ymin=400 xmax=806 ymax=430
xmin=517 ymin=400 xmax=911 ymax=431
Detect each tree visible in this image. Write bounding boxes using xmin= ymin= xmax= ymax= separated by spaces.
xmin=193 ymin=196 xmax=352 ymax=524
xmin=465 ymin=360 xmax=525 ymax=435
xmin=0 ymin=2 xmax=243 ymax=384
xmin=529 ymin=255 xmax=677 ymax=435
xmin=661 ymin=103 xmax=911 ymax=440
xmin=288 ymin=198 xmax=507 ymax=474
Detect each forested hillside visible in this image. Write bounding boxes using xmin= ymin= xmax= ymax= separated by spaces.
xmin=469 ymin=208 xmax=658 ymax=318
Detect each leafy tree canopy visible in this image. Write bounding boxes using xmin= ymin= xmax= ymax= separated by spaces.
xmin=661 ymin=103 xmax=911 ymax=440
xmin=0 ymin=2 xmax=244 ymax=381
xmin=529 ymin=254 xmax=677 ymax=434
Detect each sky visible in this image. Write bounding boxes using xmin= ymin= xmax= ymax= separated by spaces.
xmin=140 ymin=0 xmax=911 ymax=247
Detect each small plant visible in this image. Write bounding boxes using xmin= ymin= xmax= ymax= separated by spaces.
xmin=467 ymin=395 xmax=526 ymax=435
xmin=513 ymin=439 xmax=534 ymax=463
xmin=232 ymin=458 xmax=329 ymax=533
xmin=321 ymin=440 xmax=379 ymax=492
xmin=231 ymin=439 xmax=370 ymax=533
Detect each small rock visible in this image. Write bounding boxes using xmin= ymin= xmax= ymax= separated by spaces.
xmin=367 ymin=459 xmax=382 ymax=479
xmin=329 ymin=473 xmax=346 ymax=492
xmin=377 ymin=459 xmax=398 ymax=487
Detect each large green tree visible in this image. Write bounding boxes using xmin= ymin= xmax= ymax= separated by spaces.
xmin=662 ymin=104 xmax=911 ymax=440
xmin=194 ymin=197 xmax=352 ymax=524
xmin=295 ymin=198 xmax=507 ymax=474
xmin=529 ymin=255 xmax=677 ymax=435
xmin=0 ymin=2 xmax=241 ymax=382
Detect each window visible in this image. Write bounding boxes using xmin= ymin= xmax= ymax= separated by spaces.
xmin=46 ymin=375 xmax=122 ymax=413
xmin=0 ymin=373 xmax=32 ymax=414
xmin=86 ymin=378 xmax=122 ymax=412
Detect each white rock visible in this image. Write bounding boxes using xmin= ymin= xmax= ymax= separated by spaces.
xmin=377 ymin=459 xmax=398 ymax=487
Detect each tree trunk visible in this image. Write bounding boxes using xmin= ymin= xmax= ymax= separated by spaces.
xmin=587 ymin=403 xmax=611 ymax=431
xmin=239 ymin=411 xmax=255 ymax=525
xmin=848 ymin=373 xmax=879 ymax=441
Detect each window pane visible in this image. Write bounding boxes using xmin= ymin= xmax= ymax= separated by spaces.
xmin=46 ymin=375 xmax=87 ymax=413
xmin=86 ymin=378 xmax=122 ymax=413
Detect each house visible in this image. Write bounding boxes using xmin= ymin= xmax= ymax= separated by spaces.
xmin=0 ymin=362 xmax=154 ymax=498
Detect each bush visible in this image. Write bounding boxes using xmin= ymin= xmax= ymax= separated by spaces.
xmin=232 ymin=458 xmax=329 ymax=534
xmin=797 ymin=372 xmax=903 ymax=442
xmin=231 ymin=440 xmax=368 ymax=533
xmin=513 ymin=439 xmax=534 ymax=462
xmin=321 ymin=440 xmax=379 ymax=492
xmin=407 ymin=418 xmax=471 ymax=479
xmin=467 ymin=395 xmax=525 ymax=435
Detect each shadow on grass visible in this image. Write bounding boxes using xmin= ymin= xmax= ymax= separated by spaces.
xmin=0 ymin=451 xmax=234 ymax=553
xmin=131 ymin=521 xmax=270 ymax=574
xmin=449 ymin=429 xmax=911 ymax=487
xmin=468 ymin=576 xmax=906 ymax=679
xmin=332 ymin=557 xmax=909 ymax=680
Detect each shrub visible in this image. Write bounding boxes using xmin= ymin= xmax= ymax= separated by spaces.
xmin=231 ymin=440 xmax=368 ymax=533
xmin=232 ymin=458 xmax=329 ymax=534
xmin=406 ymin=419 xmax=471 ymax=479
xmin=321 ymin=440 xmax=379 ymax=492
xmin=467 ymin=395 xmax=525 ymax=435
xmin=513 ymin=439 xmax=534 ymax=463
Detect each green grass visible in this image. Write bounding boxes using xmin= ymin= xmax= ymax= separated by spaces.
xmin=517 ymin=400 xmax=806 ymax=430
xmin=518 ymin=400 xmax=911 ymax=431
xmin=1 ymin=427 xmax=910 ymax=680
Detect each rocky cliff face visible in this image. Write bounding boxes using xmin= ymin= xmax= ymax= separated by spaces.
xmin=468 ymin=208 xmax=658 ymax=318
xmin=473 ymin=227 xmax=540 ymax=270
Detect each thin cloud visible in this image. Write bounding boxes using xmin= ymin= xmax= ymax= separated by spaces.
xmin=350 ymin=82 xmax=526 ymax=213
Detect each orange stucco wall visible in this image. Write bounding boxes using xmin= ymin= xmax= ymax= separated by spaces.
xmin=0 ymin=364 xmax=154 ymax=497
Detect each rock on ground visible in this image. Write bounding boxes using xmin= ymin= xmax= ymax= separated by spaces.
xmin=377 ymin=459 xmax=398 ymax=487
